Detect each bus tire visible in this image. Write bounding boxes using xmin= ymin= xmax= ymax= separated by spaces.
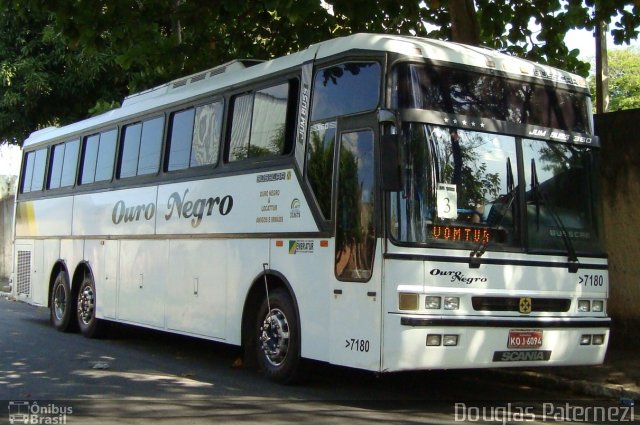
xmin=76 ymin=276 xmax=103 ymax=338
xmin=50 ymin=270 xmax=74 ymax=332
xmin=256 ymin=288 xmax=301 ymax=384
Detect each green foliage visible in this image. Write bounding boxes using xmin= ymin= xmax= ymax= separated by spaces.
xmin=589 ymin=47 xmax=640 ymax=111
xmin=1 ymin=0 xmax=639 ymax=145
xmin=0 ymin=3 xmax=128 ymax=144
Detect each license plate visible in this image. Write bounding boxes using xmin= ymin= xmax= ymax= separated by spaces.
xmin=508 ymin=329 xmax=543 ymax=349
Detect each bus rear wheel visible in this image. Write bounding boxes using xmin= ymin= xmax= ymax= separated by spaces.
xmin=77 ymin=276 xmax=103 ymax=338
xmin=256 ymin=288 xmax=301 ymax=384
xmin=50 ymin=271 xmax=74 ymax=332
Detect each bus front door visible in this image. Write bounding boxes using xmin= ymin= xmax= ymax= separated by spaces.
xmin=329 ymin=113 xmax=382 ymax=371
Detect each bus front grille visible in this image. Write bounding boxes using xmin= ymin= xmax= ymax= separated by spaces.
xmin=472 ymin=296 xmax=571 ymax=313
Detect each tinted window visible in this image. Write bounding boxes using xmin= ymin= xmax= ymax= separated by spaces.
xmin=229 ymin=83 xmax=290 ymax=162
xmin=191 ymin=102 xmax=222 ymax=167
xmin=49 ymin=144 xmax=65 ymax=189
xmin=392 ymin=63 xmax=592 ymax=134
xmin=81 ymin=134 xmax=100 ymax=184
xmin=251 ymin=84 xmax=288 ymax=157
xmin=166 ymin=101 xmax=223 ymax=171
xmin=311 ymin=63 xmax=381 ymax=121
xmin=229 ymin=94 xmax=252 ymax=161
xmin=60 ymin=139 xmax=79 ymax=187
xmin=119 ymin=116 xmax=164 ymax=178
xmin=523 ymin=139 xmax=603 ymax=254
xmin=21 ymin=149 xmax=47 ymax=193
xmin=335 ymin=130 xmax=376 ymax=281
xmin=168 ymin=109 xmax=195 ymax=171
xmin=48 ymin=139 xmax=78 ymax=189
xmin=95 ymin=129 xmax=117 ymax=182
xmin=120 ymin=123 xmax=142 ymax=178
xmin=82 ymin=129 xmax=117 ymax=184
xmin=307 ymin=122 xmax=336 ymax=219
xmin=31 ymin=149 xmax=47 ymax=192
xmin=21 ymin=152 xmax=35 ymax=193
xmin=137 ymin=117 xmax=164 ymax=175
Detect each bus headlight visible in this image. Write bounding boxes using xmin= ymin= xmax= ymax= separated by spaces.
xmin=426 ymin=334 xmax=442 ymax=346
xmin=577 ymin=300 xmax=591 ymax=312
xmin=591 ymin=300 xmax=604 ymax=313
xmin=580 ymin=334 xmax=592 ymax=345
xmin=425 ymin=296 xmax=441 ymax=310
xmin=399 ymin=293 xmax=419 ymax=311
xmin=443 ymin=297 xmax=460 ymax=310
xmin=592 ymin=334 xmax=605 ymax=345
xmin=443 ymin=335 xmax=459 ymax=346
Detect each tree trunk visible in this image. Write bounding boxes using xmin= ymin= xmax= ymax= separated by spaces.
xmin=595 ymin=20 xmax=609 ymax=113
xmin=448 ymin=0 xmax=480 ymax=45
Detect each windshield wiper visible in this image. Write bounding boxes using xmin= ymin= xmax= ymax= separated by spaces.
xmin=469 ymin=185 xmax=518 ymax=268
xmin=530 ymin=159 xmax=580 ymax=273
xmin=469 ymin=158 xmax=516 ymax=268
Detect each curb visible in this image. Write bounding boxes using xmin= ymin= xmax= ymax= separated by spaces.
xmin=493 ymin=369 xmax=640 ymax=403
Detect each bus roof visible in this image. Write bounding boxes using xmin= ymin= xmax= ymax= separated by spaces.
xmin=23 ymin=33 xmax=588 ymax=149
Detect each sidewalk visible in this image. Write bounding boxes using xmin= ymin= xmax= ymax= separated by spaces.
xmin=494 ymin=348 xmax=640 ymax=404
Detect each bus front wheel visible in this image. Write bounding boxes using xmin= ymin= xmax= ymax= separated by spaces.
xmin=77 ymin=276 xmax=103 ymax=338
xmin=50 ymin=271 xmax=74 ymax=332
xmin=256 ymin=288 xmax=301 ymax=383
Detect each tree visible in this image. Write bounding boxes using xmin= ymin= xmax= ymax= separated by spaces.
xmin=0 ymin=5 xmax=129 ymax=145
xmin=590 ymin=47 xmax=640 ymax=111
xmin=2 ymin=0 xmax=639 ymax=146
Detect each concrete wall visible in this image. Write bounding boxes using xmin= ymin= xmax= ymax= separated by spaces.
xmin=595 ymin=109 xmax=640 ymax=348
xmin=0 ymin=175 xmax=16 ymax=287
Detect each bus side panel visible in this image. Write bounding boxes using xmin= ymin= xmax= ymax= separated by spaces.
xmin=73 ymin=188 xmax=157 ymax=237
xmin=224 ymin=239 xmax=269 ymax=346
xmin=40 ymin=239 xmax=60 ymax=306
xmin=15 ymin=197 xmax=72 ymax=238
xmin=269 ymin=238 xmax=333 ymax=362
xmin=328 ymin=245 xmax=383 ymax=371
xmin=166 ymin=239 xmax=228 ymax=339
xmin=117 ymin=240 xmax=167 ymax=328
xmin=60 ymin=239 xmax=84 ymax=281
xmin=84 ymin=239 xmax=118 ymax=320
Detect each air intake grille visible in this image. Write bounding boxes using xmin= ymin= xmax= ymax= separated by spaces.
xmin=16 ymin=250 xmax=31 ymax=296
xmin=472 ymin=297 xmax=570 ymax=313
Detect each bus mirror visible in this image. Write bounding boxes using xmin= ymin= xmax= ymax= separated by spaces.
xmin=381 ymin=134 xmax=403 ymax=192
xmin=378 ymin=109 xmax=398 ymax=127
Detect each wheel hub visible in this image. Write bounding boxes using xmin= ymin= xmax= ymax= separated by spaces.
xmin=53 ymin=285 xmax=66 ymax=321
xmin=259 ymin=308 xmax=290 ymax=367
xmin=78 ymin=285 xmax=95 ymax=325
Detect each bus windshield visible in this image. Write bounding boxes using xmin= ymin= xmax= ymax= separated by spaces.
xmin=389 ymin=64 xmax=604 ymax=256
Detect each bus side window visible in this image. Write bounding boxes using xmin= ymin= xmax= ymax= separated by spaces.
xmin=21 ymin=148 xmax=47 ymax=193
xmin=167 ymin=101 xmax=222 ymax=171
xmin=305 ymin=61 xmax=381 ymax=220
xmin=228 ymin=82 xmax=292 ymax=162
xmin=48 ymin=139 xmax=79 ymax=190
xmin=119 ymin=116 xmax=164 ymax=178
xmin=81 ymin=129 xmax=117 ymax=185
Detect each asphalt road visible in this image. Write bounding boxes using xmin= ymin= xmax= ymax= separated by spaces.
xmin=0 ymin=296 xmax=626 ymax=424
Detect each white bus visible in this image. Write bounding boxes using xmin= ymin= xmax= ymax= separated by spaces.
xmin=12 ymin=33 xmax=609 ymax=382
